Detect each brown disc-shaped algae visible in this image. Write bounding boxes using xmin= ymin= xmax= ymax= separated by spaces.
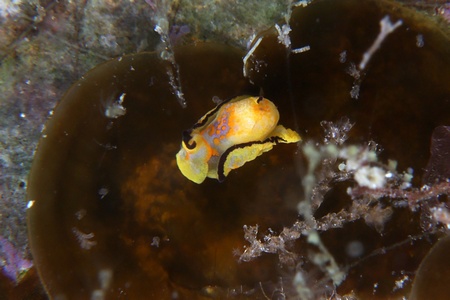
xmin=410 ymin=234 xmax=450 ymax=300
xmin=26 ymin=43 xmax=303 ymax=299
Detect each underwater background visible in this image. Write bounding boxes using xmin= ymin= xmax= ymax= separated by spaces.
xmin=1 ymin=0 xmax=450 ymax=299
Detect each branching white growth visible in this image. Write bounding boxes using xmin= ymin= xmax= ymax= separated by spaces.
xmin=359 ymin=15 xmax=403 ymax=70
xmin=238 ymin=118 xmax=450 ymax=293
xmin=321 ymin=117 xmax=354 ymax=145
xmin=300 ymin=143 xmax=346 ymax=286
xmin=72 ymin=227 xmax=97 ymax=250
xmin=242 ymin=36 xmax=263 ymax=78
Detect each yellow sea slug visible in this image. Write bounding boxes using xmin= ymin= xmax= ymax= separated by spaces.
xmin=176 ymin=96 xmax=301 ymax=183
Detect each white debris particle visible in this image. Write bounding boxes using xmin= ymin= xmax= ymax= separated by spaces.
xmin=393 ymin=275 xmax=409 ymax=291
xmin=347 ymin=62 xmax=361 ymax=80
xmin=339 ymin=50 xmax=347 ymax=63
xmin=75 ymin=209 xmax=87 ymax=220
xmin=98 ymin=268 xmax=113 ymax=289
xmin=400 ymin=168 xmax=414 ymax=189
xmin=275 ymin=24 xmax=292 ymax=48
xmin=246 ymin=33 xmax=257 ymax=50
xmin=416 ymin=34 xmax=424 ymax=48
xmin=98 ymin=187 xmax=109 ymax=199
xmin=346 ymin=240 xmax=364 ymax=257
xmin=151 ymin=236 xmax=161 ymax=247
xmin=354 ymin=166 xmax=386 ymax=189
xmin=91 ymin=289 xmax=104 ymax=300
xmin=350 ymin=82 xmax=361 ymax=99
xmin=242 ymin=36 xmax=263 ymax=78
xmin=72 ymin=227 xmax=97 ymax=250
xmin=373 ymin=282 xmax=379 ymax=294
xmin=385 ymin=171 xmax=394 ymax=179
xmin=359 ymin=15 xmax=403 ymax=70
xmin=294 ymin=0 xmax=312 ymax=7
xmin=19 ymin=113 xmax=26 ymax=118
xmin=27 ymin=200 xmax=35 ymax=209
xmin=431 ymin=207 xmax=450 ymax=228
xmin=321 ymin=117 xmax=354 ymax=145
xmin=291 ymin=45 xmax=310 ymax=54
xmin=104 ymin=93 xmax=126 ymax=119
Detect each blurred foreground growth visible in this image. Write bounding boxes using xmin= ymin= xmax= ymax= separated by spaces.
xmin=239 ymin=119 xmax=450 ymax=296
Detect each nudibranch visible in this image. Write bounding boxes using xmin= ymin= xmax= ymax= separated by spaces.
xmin=176 ymin=95 xmax=301 ymax=183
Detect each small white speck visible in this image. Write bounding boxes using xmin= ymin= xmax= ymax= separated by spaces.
xmin=19 ymin=113 xmax=26 ymax=118
xmin=151 ymin=236 xmax=161 ymax=247
xmin=339 ymin=50 xmax=347 ymax=63
xmin=346 ymin=240 xmax=364 ymax=257
xmin=416 ymin=34 xmax=424 ymax=48
xmin=25 ymin=80 xmax=31 ymax=85
xmin=98 ymin=187 xmax=109 ymax=199
xmin=27 ymin=200 xmax=35 ymax=209
xmin=373 ymin=282 xmax=379 ymax=294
